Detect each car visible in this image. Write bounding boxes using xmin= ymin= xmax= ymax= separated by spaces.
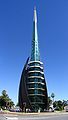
xmin=64 ymin=106 xmax=68 ymax=112
xmin=66 ymin=107 xmax=68 ymax=112
xmin=9 ymin=106 xmax=22 ymax=112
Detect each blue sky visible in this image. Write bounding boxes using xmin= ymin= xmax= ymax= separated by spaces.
xmin=0 ymin=0 xmax=68 ymax=104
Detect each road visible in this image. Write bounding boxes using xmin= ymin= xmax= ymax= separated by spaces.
xmin=0 ymin=113 xmax=68 ymax=120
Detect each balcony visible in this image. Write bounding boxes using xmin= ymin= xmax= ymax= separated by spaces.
xmin=28 ymin=61 xmax=43 ymax=65
xmin=31 ymin=102 xmax=45 ymax=104
xmin=28 ymin=88 xmax=45 ymax=91
xmin=28 ymin=94 xmax=45 ymax=96
xmin=28 ymin=76 xmax=44 ymax=80
xmin=27 ymin=82 xmax=45 ymax=85
xmin=28 ymin=70 xmax=44 ymax=74
xmin=29 ymin=65 xmax=43 ymax=69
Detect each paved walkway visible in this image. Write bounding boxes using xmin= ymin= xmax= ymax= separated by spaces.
xmin=0 ymin=112 xmax=68 ymax=120
xmin=0 ymin=111 xmax=68 ymax=116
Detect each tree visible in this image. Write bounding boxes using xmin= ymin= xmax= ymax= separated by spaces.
xmin=57 ymin=100 xmax=63 ymax=110
xmin=53 ymin=100 xmax=64 ymax=111
xmin=51 ymin=93 xmax=55 ymax=103
xmin=0 ymin=90 xmax=14 ymax=109
xmin=9 ymin=100 xmax=15 ymax=108
xmin=48 ymin=97 xmax=52 ymax=109
xmin=62 ymin=100 xmax=68 ymax=109
xmin=2 ymin=90 xmax=8 ymax=97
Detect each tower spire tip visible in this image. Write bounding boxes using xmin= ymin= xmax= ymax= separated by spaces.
xmin=34 ymin=6 xmax=36 ymax=10
xmin=33 ymin=6 xmax=37 ymax=22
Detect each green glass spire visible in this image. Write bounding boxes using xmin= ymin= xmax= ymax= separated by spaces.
xmin=31 ymin=7 xmax=40 ymax=61
xmin=18 ymin=7 xmax=48 ymax=112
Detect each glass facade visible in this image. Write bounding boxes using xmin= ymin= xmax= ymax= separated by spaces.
xmin=18 ymin=8 xmax=48 ymax=112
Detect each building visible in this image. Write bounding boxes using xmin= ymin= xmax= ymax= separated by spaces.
xmin=18 ymin=7 xmax=48 ymax=112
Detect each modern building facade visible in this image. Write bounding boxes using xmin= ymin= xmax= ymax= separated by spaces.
xmin=18 ymin=8 xmax=48 ymax=112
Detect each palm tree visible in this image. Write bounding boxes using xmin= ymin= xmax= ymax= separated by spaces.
xmin=51 ymin=93 xmax=55 ymax=103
